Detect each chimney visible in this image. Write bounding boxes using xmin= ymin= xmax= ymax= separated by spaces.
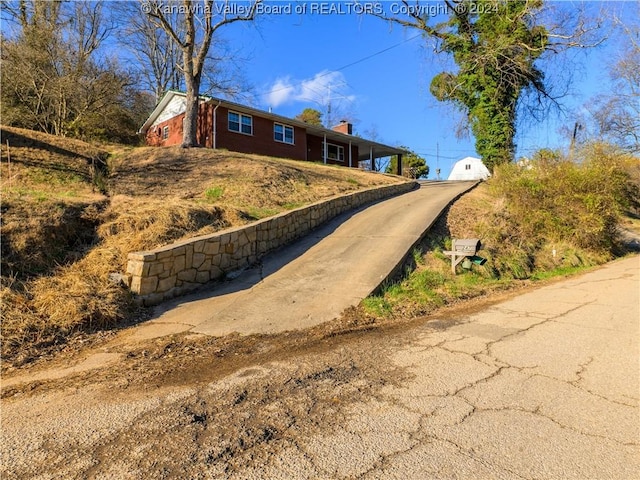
xmin=332 ymin=120 xmax=352 ymax=135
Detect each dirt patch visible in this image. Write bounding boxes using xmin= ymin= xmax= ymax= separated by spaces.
xmin=0 ymin=278 xmax=533 ymax=400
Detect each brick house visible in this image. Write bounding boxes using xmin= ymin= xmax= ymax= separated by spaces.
xmin=139 ymin=91 xmax=404 ymax=171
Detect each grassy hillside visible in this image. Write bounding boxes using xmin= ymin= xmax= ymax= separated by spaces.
xmin=0 ymin=126 xmax=404 ymax=367
xmin=362 ymin=146 xmax=639 ymax=320
xmin=3 ymin=127 xmax=637 ymax=369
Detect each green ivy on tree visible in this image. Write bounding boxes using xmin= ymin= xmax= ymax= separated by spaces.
xmin=374 ymin=0 xmax=601 ymax=171
xmin=428 ymin=1 xmax=548 ymax=171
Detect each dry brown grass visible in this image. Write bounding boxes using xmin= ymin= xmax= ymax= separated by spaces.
xmin=1 ymin=125 xmax=108 ymax=202
xmin=446 ymin=181 xmax=614 ymax=280
xmin=109 ymin=146 xmax=401 ymax=217
xmin=1 ymin=128 xmax=405 ymax=367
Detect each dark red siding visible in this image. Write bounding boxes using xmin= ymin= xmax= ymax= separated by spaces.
xmin=145 ymin=114 xmax=185 ymax=146
xmin=145 ymin=102 xmax=359 ymax=168
xmin=209 ymin=105 xmax=307 ymax=160
xmin=307 ymin=135 xmax=359 ymax=167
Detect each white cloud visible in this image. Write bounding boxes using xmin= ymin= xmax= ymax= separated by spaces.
xmin=266 ymin=78 xmax=296 ymax=107
xmin=264 ymin=70 xmax=356 ymax=109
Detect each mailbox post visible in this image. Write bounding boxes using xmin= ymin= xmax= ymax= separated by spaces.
xmin=443 ymin=239 xmax=485 ymax=274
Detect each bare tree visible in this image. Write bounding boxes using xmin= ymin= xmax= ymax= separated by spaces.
xmin=117 ymin=2 xmax=184 ymax=102
xmin=1 ymin=0 xmax=133 ymax=139
xmin=145 ymin=0 xmax=262 ymax=148
xmin=591 ymin=12 xmax=639 ymax=152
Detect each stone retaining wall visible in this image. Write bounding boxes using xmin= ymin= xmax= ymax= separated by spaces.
xmin=125 ymin=181 xmax=417 ymax=305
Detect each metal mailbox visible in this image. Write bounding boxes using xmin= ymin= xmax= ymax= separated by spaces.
xmin=452 ymin=239 xmax=481 ymax=255
xmin=444 ymin=239 xmax=485 ymax=274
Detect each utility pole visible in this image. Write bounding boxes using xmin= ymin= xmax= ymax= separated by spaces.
xmin=436 ymin=142 xmax=441 ymax=180
xmin=326 ymin=85 xmax=332 ymax=128
xmin=569 ymin=121 xmax=582 ymax=161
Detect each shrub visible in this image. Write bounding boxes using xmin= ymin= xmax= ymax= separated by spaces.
xmin=491 ymin=143 xmax=639 ymax=254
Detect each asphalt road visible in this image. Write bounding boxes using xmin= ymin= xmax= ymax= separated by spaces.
xmin=2 ymin=256 xmax=638 ymax=479
xmin=228 ymin=255 xmax=640 ymax=479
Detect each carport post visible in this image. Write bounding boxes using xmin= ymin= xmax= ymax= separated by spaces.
xmin=370 ymin=146 xmax=374 ymax=171
xmin=323 ymin=134 xmax=327 ymax=164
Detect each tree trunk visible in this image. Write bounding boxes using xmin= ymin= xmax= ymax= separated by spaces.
xmin=181 ymin=54 xmax=201 ymax=148
xmin=182 ymin=82 xmax=200 ymax=147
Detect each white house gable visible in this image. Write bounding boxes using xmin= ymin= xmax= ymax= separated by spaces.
xmin=152 ymin=95 xmax=187 ymax=127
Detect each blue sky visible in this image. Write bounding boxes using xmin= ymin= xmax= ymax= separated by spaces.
xmin=2 ymin=1 xmax=635 ymax=177
xmin=216 ymin=0 xmax=636 ymax=177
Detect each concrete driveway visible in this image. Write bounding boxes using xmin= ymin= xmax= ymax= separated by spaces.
xmin=136 ymin=180 xmax=476 ymax=340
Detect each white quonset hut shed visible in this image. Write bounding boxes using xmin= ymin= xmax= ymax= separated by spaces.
xmin=447 ymin=156 xmax=491 ymax=181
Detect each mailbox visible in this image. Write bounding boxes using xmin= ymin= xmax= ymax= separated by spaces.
xmin=452 ymin=239 xmax=481 ymax=255
xmin=444 ymin=239 xmax=485 ymax=274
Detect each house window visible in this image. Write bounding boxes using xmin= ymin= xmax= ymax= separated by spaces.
xmin=465 ymin=164 xmax=471 ymax=170
xmin=162 ymin=125 xmax=169 ymax=140
xmin=323 ymin=143 xmax=345 ymax=162
xmin=228 ymin=111 xmax=252 ymax=135
xmin=274 ymin=123 xmax=294 ymax=144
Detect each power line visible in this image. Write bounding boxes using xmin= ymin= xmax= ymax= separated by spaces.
xmin=260 ymin=34 xmax=422 ymax=97
xmin=417 ymin=152 xmax=461 ymax=160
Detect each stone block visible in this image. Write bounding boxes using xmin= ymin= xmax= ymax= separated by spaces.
xmin=172 ymin=255 xmax=186 ymax=274
xmin=128 ymin=252 xmax=157 ymax=262
xmin=198 ymin=259 xmax=211 ymax=272
xmin=138 ymin=276 xmax=159 ymax=295
xmin=195 ymin=271 xmax=210 ymax=283
xmin=148 ymin=262 xmax=165 ymax=276
xmin=224 ymin=243 xmax=235 ymax=254
xmin=156 ymin=250 xmax=173 ymax=260
xmin=157 ymin=275 xmax=177 ymax=292
xmin=185 ymin=245 xmax=193 ymax=270
xmin=204 ymin=240 xmax=220 ymax=255
xmin=210 ymin=253 xmax=222 ymax=267
xmin=237 ymin=230 xmax=248 ymax=248
xmin=192 ymin=252 xmax=206 ymax=269
xmin=126 ymin=260 xmax=145 ymax=277
xmin=246 ymin=227 xmax=257 ymax=243
xmin=193 ymin=240 xmax=205 ymax=253
xmin=177 ymin=268 xmax=197 ymax=282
